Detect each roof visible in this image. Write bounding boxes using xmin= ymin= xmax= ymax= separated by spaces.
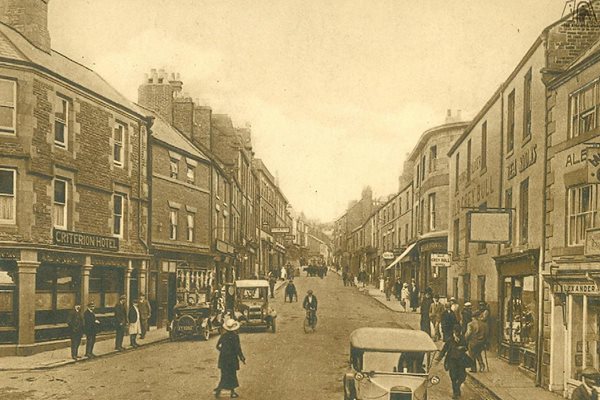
xmin=0 ymin=23 xmax=145 ymax=118
xmin=407 ymin=121 xmax=469 ymax=162
xmin=146 ymin=110 xmax=209 ymax=161
xmin=350 ymin=328 xmax=437 ymax=352
xmin=236 ymin=279 xmax=269 ymax=288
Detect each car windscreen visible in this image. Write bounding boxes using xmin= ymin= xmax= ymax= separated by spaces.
xmin=237 ymin=288 xmax=267 ymax=300
xmin=361 ymin=351 xmax=428 ymax=374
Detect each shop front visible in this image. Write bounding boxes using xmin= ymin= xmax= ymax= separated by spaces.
xmin=416 ymin=235 xmax=449 ymax=298
xmin=494 ymin=249 xmax=539 ymax=376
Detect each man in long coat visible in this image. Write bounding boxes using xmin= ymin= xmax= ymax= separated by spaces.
xmin=67 ymin=304 xmax=84 ymax=360
xmin=429 ymin=294 xmax=445 ymax=341
xmin=83 ymin=302 xmax=100 ymax=357
xmin=441 ymin=302 xmax=459 ymax=342
xmin=420 ymin=289 xmax=433 ymax=336
xmin=409 ymin=279 xmax=419 ymax=311
xmin=138 ymin=294 xmax=151 ymax=339
xmin=114 ymin=295 xmax=128 ymax=351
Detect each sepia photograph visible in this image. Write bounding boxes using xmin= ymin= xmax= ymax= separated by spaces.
xmin=1 ymin=0 xmax=600 ymax=399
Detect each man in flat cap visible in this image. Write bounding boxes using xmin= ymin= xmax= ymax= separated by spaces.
xmin=573 ymin=367 xmax=600 ymax=400
xmin=84 ymin=301 xmax=100 ymax=358
xmin=114 ymin=295 xmax=128 ymax=351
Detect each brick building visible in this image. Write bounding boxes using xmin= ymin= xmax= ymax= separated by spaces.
xmin=0 ymin=0 xmax=150 ymax=354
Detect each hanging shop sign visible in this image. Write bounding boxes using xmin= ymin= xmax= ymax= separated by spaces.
xmin=53 ymin=229 xmax=119 ymax=252
xmin=430 ymin=253 xmax=451 ymax=267
xmin=382 ymin=252 xmax=395 ymax=260
xmin=271 ymin=227 xmax=290 ymax=234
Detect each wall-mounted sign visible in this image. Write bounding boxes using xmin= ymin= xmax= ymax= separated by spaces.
xmin=430 ymin=253 xmax=451 ymax=267
xmin=53 ymin=229 xmax=119 ymax=252
xmin=271 ymin=227 xmax=290 ymax=234
xmin=553 ymin=282 xmax=599 ymax=295
xmin=507 ymin=144 xmax=537 ymax=180
xmin=284 ymin=234 xmax=295 ymax=241
xmin=382 ymin=251 xmax=395 ymax=260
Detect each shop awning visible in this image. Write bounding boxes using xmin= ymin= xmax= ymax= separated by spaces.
xmin=385 ymin=243 xmax=416 ymax=270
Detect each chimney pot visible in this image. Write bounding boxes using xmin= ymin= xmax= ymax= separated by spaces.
xmin=0 ymin=0 xmax=52 ymax=53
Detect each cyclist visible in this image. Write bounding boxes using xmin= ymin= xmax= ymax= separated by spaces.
xmin=303 ymin=289 xmax=318 ymax=327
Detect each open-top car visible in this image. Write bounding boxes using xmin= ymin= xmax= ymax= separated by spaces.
xmin=168 ymin=295 xmax=221 ymax=341
xmin=344 ymin=328 xmax=440 ymax=400
xmin=233 ymin=279 xmax=277 ymax=332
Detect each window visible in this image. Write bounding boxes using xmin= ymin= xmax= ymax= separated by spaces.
xmin=113 ymin=194 xmax=125 ymax=237
xmin=455 ymin=152 xmax=460 ymax=192
xmin=416 ymin=164 xmax=420 ymax=188
xmin=467 ymin=139 xmax=472 ymax=181
xmin=429 ymin=145 xmax=437 ymax=172
xmin=463 ymin=273 xmax=471 ymax=302
xmin=453 ymin=219 xmax=460 ymax=255
xmin=420 ymin=199 xmax=424 ymax=234
xmin=53 ymin=179 xmax=67 ymax=229
xmin=568 ymin=184 xmax=598 ymax=246
xmin=481 ymin=121 xmax=487 ymax=170
xmin=186 ymin=165 xmax=195 ymax=184
xmin=170 ymin=159 xmax=178 ymax=179
xmin=113 ymin=122 xmax=125 ymax=167
xmin=0 ymin=169 xmax=15 ymax=224
xmin=54 ymin=96 xmax=68 ymax=148
xmin=187 ymin=214 xmax=194 ymax=242
xmin=405 ymin=223 xmax=409 ymax=243
xmin=478 ymin=203 xmax=487 ymax=252
xmin=477 ymin=275 xmax=486 ymax=302
xmin=169 ymin=209 xmax=178 ymax=240
xmin=415 ymin=204 xmax=420 ymax=235
xmin=505 ymin=188 xmax=513 ymax=247
xmin=507 ymin=89 xmax=515 ymax=153
xmin=0 ymin=79 xmax=16 ymax=134
xmin=428 ymin=193 xmax=436 ymax=231
xmin=421 ymin=155 xmax=426 ymax=180
xmin=570 ymin=81 xmax=598 ymax=139
xmin=523 ymin=69 xmax=532 ymax=140
xmin=35 ymin=265 xmax=81 ymax=325
xmin=519 ymin=178 xmax=529 ymax=245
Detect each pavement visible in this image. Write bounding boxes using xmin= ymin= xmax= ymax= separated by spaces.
xmin=361 ymin=283 xmax=563 ymax=400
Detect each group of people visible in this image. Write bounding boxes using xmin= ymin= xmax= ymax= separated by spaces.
xmin=412 ymin=288 xmax=490 ymax=399
xmin=384 ymin=277 xmax=420 ymax=311
xmin=67 ymin=294 xmax=152 ymax=360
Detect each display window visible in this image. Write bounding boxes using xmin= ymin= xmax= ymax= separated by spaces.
xmin=0 ymin=262 xmax=16 ymax=327
xmin=89 ymin=266 xmax=123 ymax=310
xmin=35 ymin=264 xmax=81 ymax=325
xmin=569 ymin=296 xmax=600 ymax=380
xmin=502 ymin=275 xmax=537 ymax=351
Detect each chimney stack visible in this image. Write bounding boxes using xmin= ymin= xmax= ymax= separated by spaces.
xmin=0 ymin=0 xmax=51 ymax=53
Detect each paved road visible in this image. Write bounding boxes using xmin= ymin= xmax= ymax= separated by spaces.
xmin=0 ymin=273 xmax=488 ymax=399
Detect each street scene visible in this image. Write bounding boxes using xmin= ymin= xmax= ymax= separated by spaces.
xmin=3 ymin=0 xmax=600 ymax=399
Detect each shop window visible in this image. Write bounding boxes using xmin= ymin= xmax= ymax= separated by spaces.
xmin=54 ymin=95 xmax=69 ymax=148
xmin=570 ymin=297 xmax=600 ymax=380
xmin=0 ymin=263 xmax=16 ymax=327
xmin=570 ymin=80 xmax=598 ymax=139
xmin=501 ymin=276 xmax=537 ymax=351
xmin=463 ymin=273 xmax=471 ymax=302
xmin=170 ymin=209 xmax=178 ymax=240
xmin=113 ymin=193 xmax=125 ymax=238
xmin=170 ymin=158 xmax=178 ymax=179
xmin=0 ymin=168 xmax=15 ymax=224
xmin=53 ymin=179 xmax=67 ymax=229
xmin=89 ymin=267 xmax=123 ymax=310
xmin=113 ymin=122 xmax=126 ymax=167
xmin=568 ymin=184 xmax=598 ymax=246
xmin=0 ymin=78 xmax=16 ymax=134
xmin=35 ymin=265 xmax=81 ymax=325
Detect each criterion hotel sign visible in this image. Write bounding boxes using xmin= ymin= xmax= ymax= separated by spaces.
xmin=53 ymin=229 xmax=119 ymax=252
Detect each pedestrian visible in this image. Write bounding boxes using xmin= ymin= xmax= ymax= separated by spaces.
xmin=461 ymin=302 xmax=472 ymax=334
xmin=420 ymin=289 xmax=433 ymax=336
xmin=342 ymin=271 xmax=348 ymax=286
xmin=353 ymin=274 xmax=358 ymax=287
xmin=114 ymin=294 xmax=128 ymax=351
xmin=285 ymin=279 xmax=297 ymax=302
xmin=409 ymin=278 xmax=419 ymax=312
xmin=401 ymin=283 xmax=410 ymax=311
xmin=394 ymin=278 xmax=402 ymax=300
xmin=280 ymin=265 xmax=287 ymax=281
xmin=83 ymin=301 xmax=100 ymax=358
xmin=214 ymin=318 xmax=246 ymax=398
xmin=268 ymin=271 xmax=277 ymax=299
xmin=464 ymin=311 xmax=488 ymax=373
xmin=572 ymin=367 xmax=600 ymax=400
xmin=67 ymin=304 xmax=84 ymax=360
xmin=437 ymin=324 xmax=471 ymax=399
xmin=384 ymin=277 xmax=393 ymax=301
xmin=441 ymin=302 xmax=459 ymax=342
xmin=128 ymin=298 xmax=141 ymax=348
xmin=138 ymin=293 xmax=151 ymax=339
xmin=451 ymin=299 xmax=462 ymax=327
xmin=429 ymin=294 xmax=445 ymax=341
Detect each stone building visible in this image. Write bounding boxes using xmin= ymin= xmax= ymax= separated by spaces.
xmin=0 ymin=0 xmax=150 ymax=354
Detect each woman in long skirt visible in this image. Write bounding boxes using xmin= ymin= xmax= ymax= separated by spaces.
xmin=214 ymin=319 xmax=246 ymax=398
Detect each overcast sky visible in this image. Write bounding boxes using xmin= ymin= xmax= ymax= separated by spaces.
xmin=49 ymin=0 xmax=565 ymax=222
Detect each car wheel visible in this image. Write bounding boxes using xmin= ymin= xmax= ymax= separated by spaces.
xmin=271 ymin=319 xmax=276 ymax=333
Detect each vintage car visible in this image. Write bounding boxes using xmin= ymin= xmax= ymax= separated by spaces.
xmin=168 ymin=296 xmax=221 ymax=341
xmin=233 ymin=280 xmax=277 ymax=332
xmin=343 ymin=328 xmax=440 ymax=400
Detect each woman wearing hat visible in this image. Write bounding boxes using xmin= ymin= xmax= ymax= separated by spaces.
xmin=573 ymin=367 xmax=600 ymax=399
xmin=214 ymin=319 xmax=246 ymax=398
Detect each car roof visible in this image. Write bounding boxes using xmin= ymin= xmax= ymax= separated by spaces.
xmin=236 ymin=279 xmax=270 ymax=288
xmin=350 ymin=328 xmax=438 ymax=352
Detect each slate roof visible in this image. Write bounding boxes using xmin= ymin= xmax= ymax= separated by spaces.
xmin=0 ymin=22 xmax=144 ymax=117
xmin=147 ymin=110 xmax=209 ymax=161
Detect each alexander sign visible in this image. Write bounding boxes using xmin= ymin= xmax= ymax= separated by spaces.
xmin=553 ymin=282 xmax=599 ymax=295
xmin=53 ymin=229 xmax=119 ymax=252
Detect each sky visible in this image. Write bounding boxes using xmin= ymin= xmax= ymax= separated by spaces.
xmin=48 ymin=0 xmax=566 ymax=222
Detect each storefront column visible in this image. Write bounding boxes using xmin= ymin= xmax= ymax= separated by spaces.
xmin=139 ymin=261 xmax=147 ymax=296
xmin=125 ymin=260 xmax=133 ymax=304
xmin=81 ymin=256 xmax=93 ymax=308
xmin=17 ymin=250 xmax=39 ymax=348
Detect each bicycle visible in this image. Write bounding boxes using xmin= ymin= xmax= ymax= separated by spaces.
xmin=304 ymin=309 xmax=317 ymax=333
